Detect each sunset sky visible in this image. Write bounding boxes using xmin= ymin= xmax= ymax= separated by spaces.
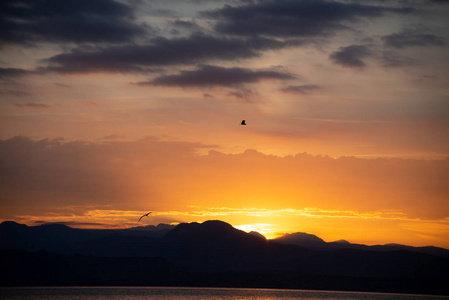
xmin=1 ymin=0 xmax=448 ymax=248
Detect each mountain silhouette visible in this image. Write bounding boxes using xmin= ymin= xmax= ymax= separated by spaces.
xmin=1 ymin=220 xmax=448 ymax=295
xmin=0 ymin=221 xmax=174 ymax=256
xmin=330 ymin=239 xmax=351 ymax=245
xmin=273 ymin=230 xmax=449 ymax=257
xmin=164 ymin=220 xmax=265 ymax=246
xmin=248 ymin=231 xmax=266 ymax=240
xmin=161 ymin=220 xmax=272 ymax=271
xmin=2 ymin=220 xmax=448 ymax=258
xmin=273 ymin=232 xmax=326 ymax=247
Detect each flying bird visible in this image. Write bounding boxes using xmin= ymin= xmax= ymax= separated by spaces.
xmin=138 ymin=211 xmax=152 ymax=222
xmin=241 ymin=120 xmax=246 ymax=125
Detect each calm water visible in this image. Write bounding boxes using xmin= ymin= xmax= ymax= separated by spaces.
xmin=0 ymin=287 xmax=448 ymax=300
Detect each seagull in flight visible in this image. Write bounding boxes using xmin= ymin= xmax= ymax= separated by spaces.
xmin=241 ymin=120 xmax=246 ymax=125
xmin=138 ymin=211 xmax=152 ymax=222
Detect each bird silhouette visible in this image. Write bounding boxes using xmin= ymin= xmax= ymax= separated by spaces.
xmin=138 ymin=211 xmax=152 ymax=222
xmin=241 ymin=120 xmax=246 ymax=125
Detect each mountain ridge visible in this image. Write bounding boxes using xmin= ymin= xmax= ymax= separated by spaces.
xmin=1 ymin=220 xmax=448 ymax=256
xmin=1 ymin=220 xmax=448 ymax=295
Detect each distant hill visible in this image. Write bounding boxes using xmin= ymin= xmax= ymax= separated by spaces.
xmin=0 ymin=220 xmax=175 ymax=256
xmin=272 ymin=232 xmax=326 ymax=247
xmin=1 ymin=220 xmax=448 ymax=295
xmin=271 ymin=231 xmax=449 ymax=258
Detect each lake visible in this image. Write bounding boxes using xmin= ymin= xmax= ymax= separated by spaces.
xmin=0 ymin=287 xmax=448 ymax=300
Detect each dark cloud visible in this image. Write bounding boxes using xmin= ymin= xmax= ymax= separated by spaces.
xmin=330 ymin=45 xmax=373 ymax=68
xmin=170 ymin=20 xmax=204 ymax=36
xmin=172 ymin=19 xmax=201 ymax=31
xmin=430 ymin=0 xmax=449 ymax=3
xmin=379 ymin=51 xmax=415 ymax=68
xmin=0 ymin=68 xmax=29 ymax=79
xmin=281 ymin=85 xmax=321 ymax=94
xmin=142 ymin=65 xmax=295 ymax=87
xmin=203 ymin=0 xmax=412 ymax=38
xmin=382 ymin=30 xmax=445 ymax=49
xmin=43 ymin=34 xmax=288 ymax=73
xmin=0 ymin=0 xmax=147 ymax=46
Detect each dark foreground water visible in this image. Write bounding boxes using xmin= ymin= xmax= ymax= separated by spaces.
xmin=1 ymin=287 xmax=448 ymax=300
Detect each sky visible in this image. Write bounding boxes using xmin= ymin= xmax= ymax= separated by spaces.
xmin=0 ymin=0 xmax=448 ymax=248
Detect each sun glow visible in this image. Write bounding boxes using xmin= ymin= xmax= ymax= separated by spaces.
xmin=234 ymin=223 xmax=276 ymax=239
xmin=5 ymin=203 xmax=449 ymax=248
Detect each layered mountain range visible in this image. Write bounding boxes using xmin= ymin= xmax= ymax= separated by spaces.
xmin=1 ymin=220 xmax=448 ymax=295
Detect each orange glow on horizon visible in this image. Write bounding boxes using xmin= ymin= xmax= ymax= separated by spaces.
xmin=5 ymin=205 xmax=448 ymax=248
xmin=0 ymin=137 xmax=447 ymax=249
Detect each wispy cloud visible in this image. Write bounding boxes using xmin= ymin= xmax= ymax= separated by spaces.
xmin=42 ymin=35 xmax=288 ymax=74
xmin=31 ymin=206 xmax=446 ymax=224
xmin=14 ymin=102 xmax=50 ymax=109
xmin=141 ymin=65 xmax=295 ymax=88
xmin=281 ymin=84 xmax=322 ymax=94
xmin=382 ymin=29 xmax=445 ymax=49
xmin=183 ymin=206 xmax=445 ymax=222
xmin=330 ymin=45 xmax=373 ymax=68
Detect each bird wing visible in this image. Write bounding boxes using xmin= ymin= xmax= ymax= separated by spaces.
xmin=138 ymin=211 xmax=151 ymax=222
